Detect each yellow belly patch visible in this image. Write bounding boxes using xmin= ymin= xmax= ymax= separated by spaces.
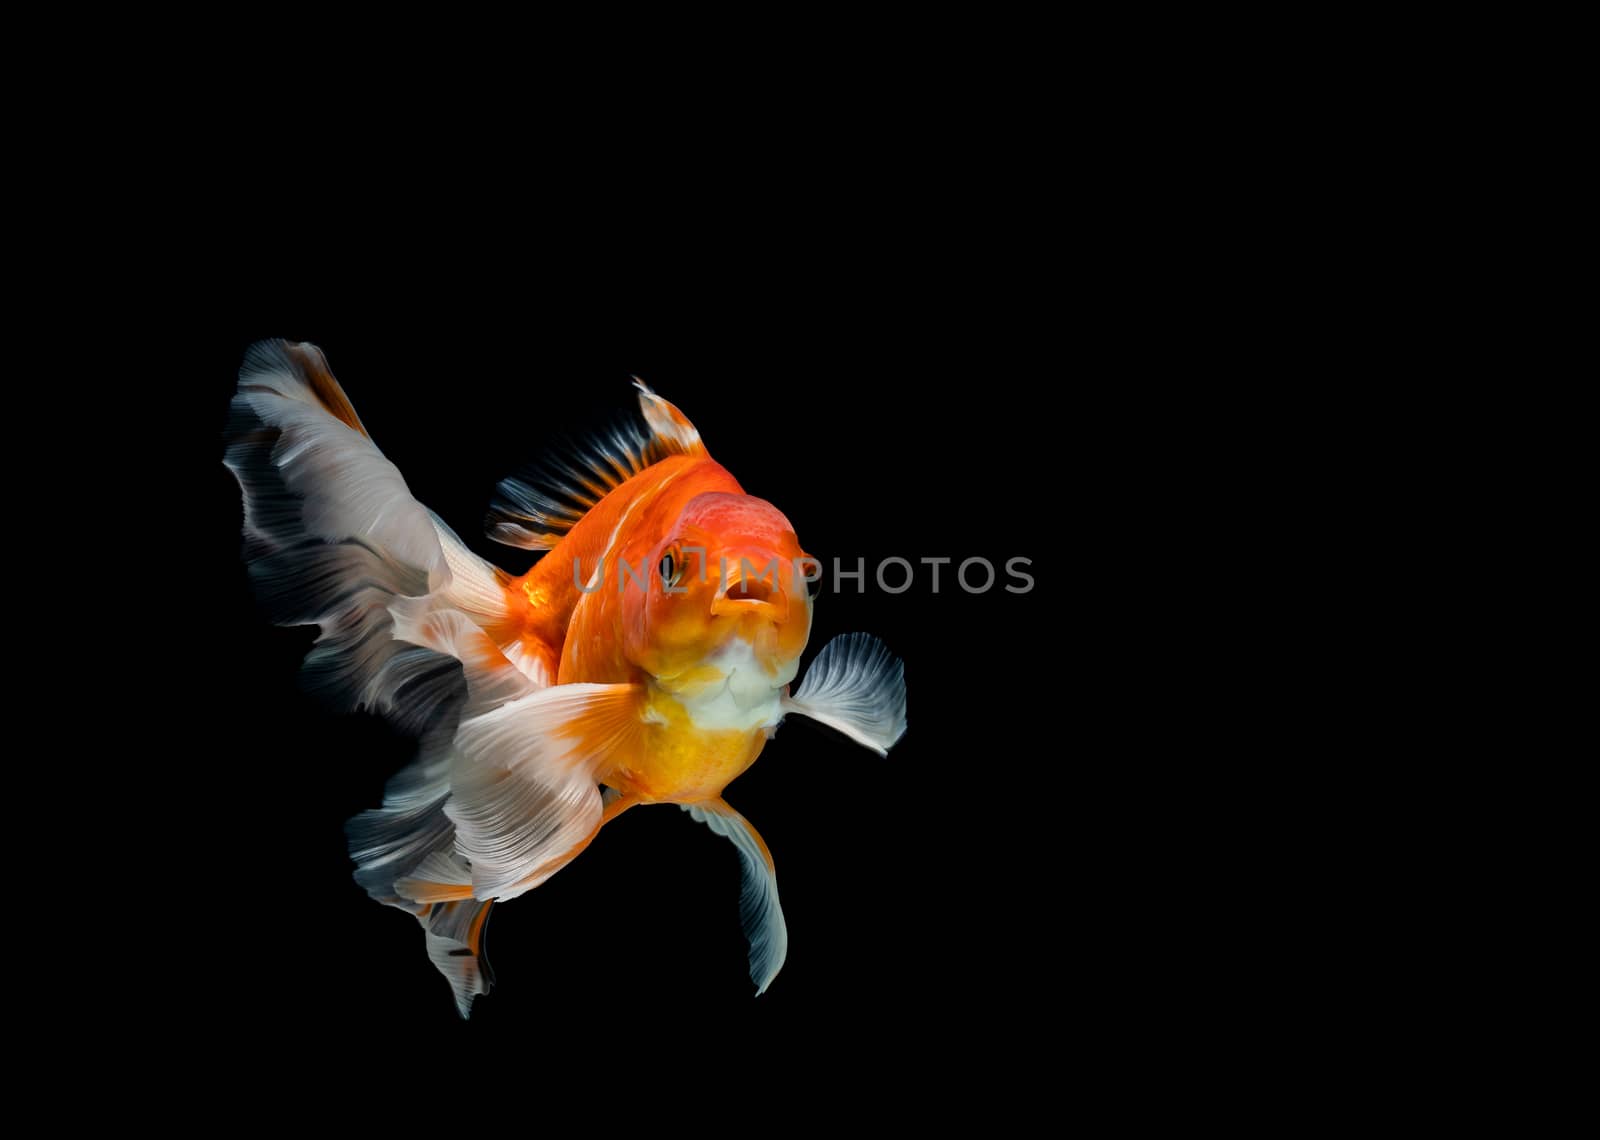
xmin=610 ymin=694 xmax=767 ymax=803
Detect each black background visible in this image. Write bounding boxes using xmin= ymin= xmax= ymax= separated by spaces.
xmin=174 ymin=300 xmax=1156 ymax=1095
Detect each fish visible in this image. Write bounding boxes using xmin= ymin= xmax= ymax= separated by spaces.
xmin=224 ymin=340 xmax=906 ymax=1015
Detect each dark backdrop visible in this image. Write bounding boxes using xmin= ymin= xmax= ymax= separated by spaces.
xmin=178 ymin=305 xmax=1149 ymax=1095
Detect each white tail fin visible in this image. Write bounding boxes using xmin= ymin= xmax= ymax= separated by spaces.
xmin=226 ymin=340 xmax=539 ymax=1015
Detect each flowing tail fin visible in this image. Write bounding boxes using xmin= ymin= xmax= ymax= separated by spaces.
xmin=225 ymin=339 xmax=538 ymax=1015
xmin=423 ymin=898 xmax=496 ymax=1018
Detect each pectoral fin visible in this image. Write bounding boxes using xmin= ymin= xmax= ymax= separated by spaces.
xmin=684 ymin=799 xmax=787 ymax=996
xmin=782 ymin=632 xmax=907 ymax=755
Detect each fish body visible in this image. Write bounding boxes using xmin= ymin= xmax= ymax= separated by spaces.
xmin=225 ymin=341 xmax=905 ymax=1014
xmin=500 ymin=454 xmax=811 ymax=803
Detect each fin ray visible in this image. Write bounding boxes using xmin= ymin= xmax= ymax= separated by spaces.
xmin=226 ymin=339 xmax=520 ymax=728
xmin=447 ymin=682 xmax=643 ymax=900
xmin=422 ymin=897 xmax=496 ymax=1017
xmin=486 ymin=381 xmax=709 ymax=550
xmin=782 ymin=633 xmax=907 ymax=755
xmin=684 ymin=799 xmax=787 ymax=995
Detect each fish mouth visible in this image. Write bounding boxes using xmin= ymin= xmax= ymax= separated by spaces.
xmin=726 ymin=576 xmax=775 ymax=604
xmin=711 ymin=569 xmax=788 ymax=621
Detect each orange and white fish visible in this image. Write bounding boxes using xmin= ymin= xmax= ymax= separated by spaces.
xmin=225 ymin=340 xmax=906 ymax=1015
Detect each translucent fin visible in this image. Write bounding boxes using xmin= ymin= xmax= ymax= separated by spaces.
xmin=421 ymin=896 xmax=496 ymax=1018
xmin=346 ymin=607 xmax=538 ymax=907
xmin=633 ymin=378 xmax=707 ymax=457
xmin=225 ymin=339 xmax=517 ymax=726
xmin=347 ymin=728 xmax=459 ymax=906
xmin=226 ymin=340 xmax=546 ymax=1016
xmin=395 ymin=847 xmax=475 ymax=904
xmin=273 ymin=340 xmax=370 ymax=438
xmin=447 ymin=683 xmax=643 ymax=900
xmin=486 ymin=380 xmax=708 ymax=550
xmin=428 ymin=512 xmax=512 ymax=628
xmin=228 ymin=339 xmax=441 ymax=573
xmin=782 ymin=632 xmax=908 ymax=755
xmin=684 ymin=799 xmax=787 ymax=995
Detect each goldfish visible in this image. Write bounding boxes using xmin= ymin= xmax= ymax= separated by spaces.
xmin=224 ymin=340 xmax=906 ymax=1015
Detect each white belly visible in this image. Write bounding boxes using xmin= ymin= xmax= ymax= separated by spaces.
xmin=679 ymin=638 xmax=793 ymax=733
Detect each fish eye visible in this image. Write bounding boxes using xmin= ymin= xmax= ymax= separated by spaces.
xmin=659 ymin=547 xmax=683 ymax=589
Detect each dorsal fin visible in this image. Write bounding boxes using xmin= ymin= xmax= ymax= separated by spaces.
xmin=486 ymin=381 xmax=709 ymax=551
xmin=634 ymin=377 xmax=705 ymax=456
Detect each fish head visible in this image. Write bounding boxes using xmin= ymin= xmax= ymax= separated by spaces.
xmin=622 ymin=491 xmax=814 ymax=696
